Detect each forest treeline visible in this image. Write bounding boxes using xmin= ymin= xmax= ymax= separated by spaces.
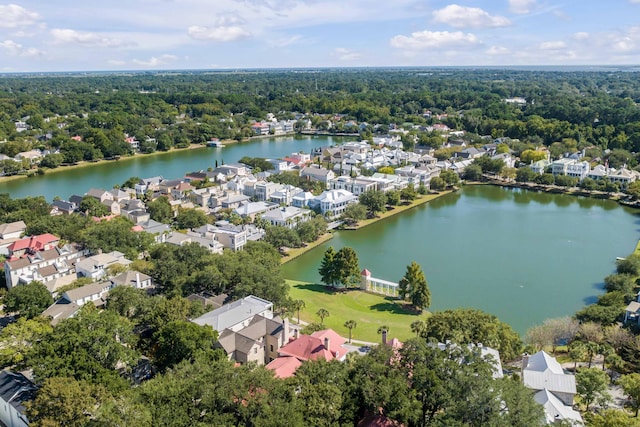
xmin=1 ymin=69 xmax=640 ymax=165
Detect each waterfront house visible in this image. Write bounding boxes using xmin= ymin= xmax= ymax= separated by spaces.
xmin=309 ymin=189 xmax=357 ymax=218
xmin=530 ymin=159 xmax=551 ymax=175
xmin=291 ymin=191 xmax=315 ymax=208
xmin=624 ymin=293 xmax=640 ymax=324
xmin=521 ymin=351 xmax=582 ymax=425
xmin=0 ymin=371 xmax=36 ymax=427
xmin=86 ymin=188 xmax=114 ymax=204
xmin=135 ymin=176 xmax=163 ymax=196
xmin=551 ymin=158 xmax=590 ymax=181
xmin=608 ymin=168 xmax=640 ymax=188
xmin=260 ymin=206 xmax=312 ymax=229
xmin=329 ymin=176 xmax=378 ymax=196
xmin=50 ymin=199 xmax=78 ymax=216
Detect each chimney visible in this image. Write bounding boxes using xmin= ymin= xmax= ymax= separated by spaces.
xmin=521 ymin=353 xmax=530 ymax=380
xmin=324 ymin=337 xmax=330 ymax=352
xmin=283 ymin=317 xmax=290 ymax=340
xmin=294 ymin=328 xmax=299 ymax=339
xmin=135 ymin=273 xmax=141 ymax=288
xmin=382 ymin=330 xmax=387 ymax=346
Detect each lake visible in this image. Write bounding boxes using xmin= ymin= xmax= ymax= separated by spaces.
xmin=281 ymin=185 xmax=640 ymax=334
xmin=1 ymin=136 xmax=638 ymax=334
xmin=0 ymin=135 xmax=346 ymax=200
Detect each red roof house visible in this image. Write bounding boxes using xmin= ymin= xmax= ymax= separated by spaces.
xmin=265 ymin=356 xmax=302 ymax=379
xmin=277 ymin=334 xmax=334 ymax=362
xmin=7 ymin=233 xmax=59 ymax=257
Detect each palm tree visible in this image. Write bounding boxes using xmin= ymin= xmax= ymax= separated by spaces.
xmin=344 ymin=320 xmax=357 ymax=343
xmin=316 ymin=308 xmax=329 ymax=325
xmin=411 ymin=320 xmax=427 ymax=337
xmin=292 ymin=299 xmax=305 ymax=324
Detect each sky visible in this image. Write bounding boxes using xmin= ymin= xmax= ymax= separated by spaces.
xmin=0 ymin=0 xmax=640 ymax=72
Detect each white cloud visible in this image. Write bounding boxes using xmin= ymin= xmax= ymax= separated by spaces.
xmin=332 ymin=47 xmax=362 ymax=61
xmin=0 ymin=39 xmax=43 ymax=57
xmin=188 ymin=25 xmax=250 ymax=42
xmin=573 ymin=32 xmax=589 ymax=41
xmin=390 ymin=30 xmax=478 ymax=50
xmin=51 ymin=29 xmax=130 ymax=48
xmin=486 ymin=46 xmax=510 ymax=55
xmin=539 ymin=41 xmax=566 ymax=50
xmin=107 ymin=59 xmax=126 ymax=66
xmin=268 ymin=35 xmax=303 ymax=47
xmin=132 ymin=54 xmax=178 ymax=67
xmin=630 ymin=0 xmax=640 ymax=3
xmin=432 ymin=5 xmax=510 ymax=29
xmin=509 ymin=0 xmax=537 ymax=14
xmin=0 ymin=4 xmax=40 ymax=28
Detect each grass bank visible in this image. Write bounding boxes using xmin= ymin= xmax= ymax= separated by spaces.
xmin=347 ymin=190 xmax=453 ymax=230
xmin=287 ymin=280 xmax=429 ymax=342
xmin=281 ymin=233 xmax=334 ymax=264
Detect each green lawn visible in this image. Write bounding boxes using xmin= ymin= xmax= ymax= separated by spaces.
xmin=287 ymin=280 xmax=430 ymax=343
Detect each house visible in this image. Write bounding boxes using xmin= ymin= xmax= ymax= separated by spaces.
xmin=0 ymin=221 xmax=27 ymax=256
xmin=86 ymin=188 xmax=114 ymax=204
xmin=135 ymin=176 xmax=163 ymax=196
xmin=309 ymin=189 xmax=357 ymax=218
xmin=291 ymin=191 xmax=315 ymax=208
xmin=4 ymin=243 xmax=87 ymax=290
xmin=171 ymin=182 xmax=195 ymax=200
xmin=187 ymin=292 xmax=228 ymax=310
xmin=15 ymin=150 xmax=42 ymax=164
xmin=75 ymin=251 xmax=132 ymax=281
xmin=62 ymin=281 xmax=113 ymax=307
xmin=50 ymin=199 xmax=78 ymax=215
xmin=530 ymin=159 xmax=551 ymax=175
xmin=0 ymin=371 xmax=37 ymax=427
xmin=521 ymin=351 xmax=581 ymax=425
xmin=266 ymin=356 xmax=302 ymax=379
xmin=273 ymin=329 xmax=350 ymax=366
xmin=254 ymin=181 xmax=282 ymax=202
xmin=533 ymin=389 xmax=583 ymax=426
xmin=166 ymin=232 xmax=224 ymax=254
xmin=300 ymin=166 xmax=336 ymax=187
xmin=329 ymin=176 xmax=378 ymax=196
xmin=7 ymin=233 xmax=59 ymax=258
xmin=216 ymin=315 xmax=293 ymax=365
xmin=551 ymin=159 xmax=590 ymax=181
xmin=0 ymin=221 xmax=26 ymax=241
xmin=234 ymin=201 xmax=279 ymax=221
xmin=158 ymin=179 xmax=184 ymax=195
xmin=192 ymin=295 xmax=274 ymax=333
xmin=260 ymin=207 xmax=312 ymax=229
xmin=110 ymin=270 xmax=152 ymax=289
xmin=135 ymin=219 xmax=171 ymax=243
xmin=608 ymin=168 xmax=640 ymax=188
xmin=624 ymin=293 xmax=640 ymax=324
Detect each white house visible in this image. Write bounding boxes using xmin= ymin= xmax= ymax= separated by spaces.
xmin=75 ymin=251 xmax=132 ymax=281
xmin=310 ymin=189 xmax=357 ymax=217
xmin=0 ymin=371 xmax=36 ymax=427
xmin=260 ymin=206 xmax=313 ymax=228
xmin=192 ymin=295 xmax=274 ymax=333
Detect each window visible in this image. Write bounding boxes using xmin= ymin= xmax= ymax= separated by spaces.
xmin=270 ymin=344 xmax=274 ymax=352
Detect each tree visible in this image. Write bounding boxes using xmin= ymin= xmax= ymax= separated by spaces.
xmin=463 ymin=163 xmax=483 ymax=181
xmin=429 ymin=176 xmax=446 ymax=191
xmin=147 ymin=196 xmax=173 ymax=223
xmin=121 ymin=176 xmax=141 ymax=189
xmin=0 ymin=317 xmax=52 ymax=368
xmin=619 ymin=373 xmax=640 ymax=417
xmin=291 ymin=299 xmax=305 ymax=324
xmin=439 ymin=169 xmax=460 ymax=187
xmin=264 ymin=225 xmax=302 ymax=249
xmin=576 ymin=368 xmax=610 ymax=410
xmin=586 ymin=409 xmax=640 ymax=427
xmin=26 ymin=377 xmax=108 ymax=427
xmin=333 ymin=246 xmax=361 ymax=288
xmin=3 ymin=281 xmax=53 ymax=319
xmin=386 ymin=190 xmax=401 ymax=206
xmin=424 ymin=308 xmax=522 ymax=361
xmin=316 ymin=308 xmax=329 ymax=325
xmin=398 ymin=261 xmax=431 ymax=312
xmin=568 ymin=340 xmax=588 ymax=371
xmin=344 ymin=320 xmax=357 ymax=343
xmin=175 ymin=208 xmax=207 ymax=229
xmin=318 ymin=246 xmax=338 ymax=287
xmin=520 ymin=149 xmax=548 ymax=164
xmin=410 ymin=319 xmax=427 ymax=337
xmin=153 ymin=320 xmax=218 ymax=371
xmin=341 ymin=203 xmax=367 ymax=224
xmin=359 ymin=189 xmax=386 ymax=216
xmin=617 ymin=254 xmax=640 ymax=276
xmin=79 ymin=195 xmax=110 ymax=217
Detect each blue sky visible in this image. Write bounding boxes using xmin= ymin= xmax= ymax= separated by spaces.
xmin=1 ymin=0 xmax=640 ymax=72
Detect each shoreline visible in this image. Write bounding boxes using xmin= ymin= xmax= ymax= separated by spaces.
xmin=280 ymin=189 xmax=454 ymax=263
xmin=0 ymin=132 xmax=345 ymax=185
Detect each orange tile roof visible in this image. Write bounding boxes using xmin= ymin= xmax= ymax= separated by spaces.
xmin=266 ymin=356 xmax=302 ymax=379
xmin=278 ymin=335 xmax=334 ymax=362
xmin=8 ymin=234 xmax=59 ymax=252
